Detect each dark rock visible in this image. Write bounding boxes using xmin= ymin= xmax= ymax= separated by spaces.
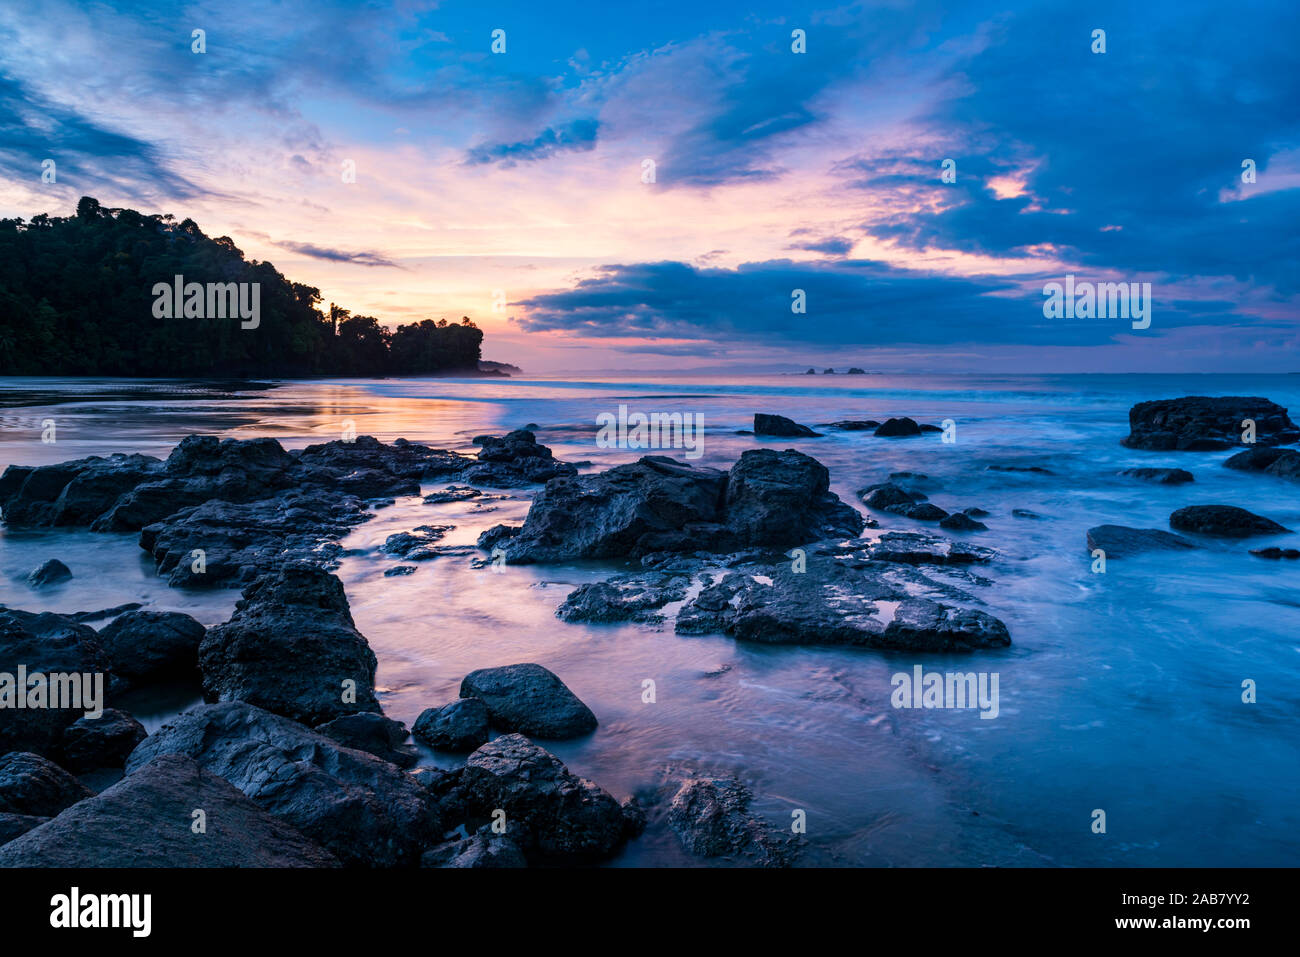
xmin=863 ymin=531 xmax=995 ymax=565
xmin=986 ymin=464 xmax=1052 ymax=474
xmin=939 ymin=512 xmax=988 ymax=532
xmin=97 ymin=610 xmax=205 ymax=685
xmin=668 ymin=776 xmax=788 ymax=866
xmin=0 ymin=752 xmax=92 ymax=816
xmin=26 ymin=559 xmax=72 ymax=586
xmin=1120 ymin=467 xmax=1195 ymax=484
xmin=884 ymin=502 xmax=949 ymax=521
xmin=460 ymin=430 xmax=577 ymax=487
xmin=477 ymin=524 xmax=521 ymax=551
xmin=557 ymin=572 xmax=690 ymax=624
xmin=460 ymin=664 xmax=597 ymax=739
xmin=1011 ymin=508 xmax=1044 ymax=520
xmin=0 ymin=813 xmax=47 ymax=846
xmin=423 ymin=485 xmax=482 ymax=504
xmin=0 ymin=453 xmax=162 ymax=527
xmin=315 ymin=712 xmax=418 ymax=768
xmin=413 ymin=698 xmax=491 ymax=752
xmin=1122 ymin=396 xmax=1299 ymax=451
xmin=860 ymin=483 xmax=919 ymax=510
xmin=1250 ymin=547 xmax=1300 ymax=559
xmin=454 ymin=734 xmax=629 ymax=863
xmin=1224 ymin=447 xmax=1300 ymax=482
xmin=1086 ymin=524 xmax=1200 ymax=558
xmin=198 ymin=564 xmax=380 ymax=724
xmin=754 ymin=414 xmax=820 ymax=438
xmin=846 ymin=368 xmax=866 ymax=375
xmin=962 ymin=506 xmax=990 ymax=518
xmin=874 ymin=417 xmax=922 ymax=437
xmin=381 ymin=524 xmax=453 ymax=561
xmin=824 ymin=420 xmax=880 ymax=431
xmin=126 ymin=701 xmax=439 ymax=867
xmin=724 ymin=449 xmax=863 ymax=547
xmin=57 ymin=709 xmax=147 ymax=772
xmin=1169 ymin=505 xmax=1290 ymax=538
xmin=0 ymin=753 xmax=339 ymax=867
xmin=421 ymin=829 xmax=528 ymax=868
xmin=384 ymin=564 xmax=417 ymax=577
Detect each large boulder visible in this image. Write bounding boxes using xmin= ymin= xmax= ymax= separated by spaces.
xmin=0 ymin=754 xmax=339 ymax=867
xmin=198 ymin=564 xmax=380 ymax=724
xmin=460 ymin=664 xmax=597 ymax=739
xmin=0 ymin=454 xmax=162 ymax=527
xmin=126 ymin=701 xmax=440 ymax=867
xmin=1122 ymin=396 xmax=1299 ymax=451
xmin=26 ymin=559 xmax=71 ymax=586
xmin=753 ymin=414 xmax=820 ymax=437
xmin=874 ymin=417 xmax=923 ymax=437
xmin=1169 ymin=505 xmax=1290 ymax=538
xmin=413 ymin=698 xmax=491 ymax=752
xmin=1224 ymin=447 xmax=1300 ymax=482
xmin=453 ymin=734 xmax=632 ymax=863
xmin=1085 ymin=524 xmax=1200 ymax=558
xmin=0 ymin=752 xmax=92 ymax=817
xmin=460 ymin=430 xmax=577 ymax=487
xmin=724 ymin=449 xmax=864 ymax=547
xmin=314 ymin=712 xmax=418 ymax=768
xmin=97 ymin=610 xmax=206 ymax=685
xmin=57 ymin=709 xmax=148 ymax=772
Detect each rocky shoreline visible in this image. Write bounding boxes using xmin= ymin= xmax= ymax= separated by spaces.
xmin=1 ymin=393 xmax=1296 ymax=866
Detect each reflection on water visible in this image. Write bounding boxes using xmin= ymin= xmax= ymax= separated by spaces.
xmin=1 ymin=373 xmax=1298 ymax=866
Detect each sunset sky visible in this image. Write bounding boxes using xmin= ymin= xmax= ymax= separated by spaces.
xmin=1 ymin=0 xmax=1296 ymax=372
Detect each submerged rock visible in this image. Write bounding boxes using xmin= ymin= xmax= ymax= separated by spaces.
xmin=1119 ymin=467 xmax=1195 ymax=484
xmin=1122 ymin=396 xmax=1299 ymax=451
xmin=198 ymin=564 xmax=380 ymax=724
xmin=126 ymin=701 xmax=440 ymax=867
xmin=874 ymin=417 xmax=923 ymax=437
xmin=1250 ymin=547 xmax=1300 ymax=560
xmin=1223 ymin=447 xmax=1300 ymax=482
xmin=557 ymin=572 xmax=690 ymax=624
xmin=381 ymin=524 xmax=453 ymax=561
xmin=939 ymin=512 xmax=988 ymax=532
xmin=26 ymin=559 xmax=72 ymax=586
xmin=823 ymin=420 xmax=880 ymax=431
xmin=1085 ymin=524 xmax=1200 ymax=558
xmin=884 ymin=502 xmax=949 ymax=522
xmin=0 ymin=753 xmax=339 ymax=867
xmin=1169 ymin=505 xmax=1290 ymax=538
xmin=460 ymin=663 xmax=597 ymax=739
xmin=667 ymin=775 xmax=789 ymax=866
xmin=754 ymin=413 xmax=820 ymax=437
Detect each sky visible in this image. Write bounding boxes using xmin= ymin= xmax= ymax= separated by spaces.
xmin=0 ymin=0 xmax=1296 ymax=373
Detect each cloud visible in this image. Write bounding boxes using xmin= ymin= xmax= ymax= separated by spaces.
xmin=465 ymin=119 xmax=600 ymax=167
xmin=270 ymin=239 xmax=400 ymax=268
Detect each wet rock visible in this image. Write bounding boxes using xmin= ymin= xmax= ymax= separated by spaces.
xmin=1086 ymin=524 xmax=1200 ymax=558
xmin=460 ymin=663 xmax=597 ymax=739
xmin=0 ymin=813 xmax=47 ymax=846
xmin=725 ymin=448 xmax=863 ymax=547
xmin=863 ymin=531 xmax=995 ymax=565
xmin=421 ymin=829 xmax=528 ymax=868
xmin=315 ymin=712 xmax=418 ymax=768
xmin=1123 ymin=396 xmax=1299 ymax=451
xmin=0 ymin=752 xmax=92 ymax=817
xmin=557 ymin=572 xmax=690 ymax=624
xmin=126 ymin=701 xmax=439 ymax=867
xmin=962 ymin=506 xmax=991 ymax=518
xmin=1250 ymin=547 xmax=1300 ymax=559
xmin=1169 ymin=505 xmax=1290 ymax=538
xmin=423 ymin=485 xmax=482 ymax=504
xmin=668 ymin=776 xmax=789 ymax=866
xmin=477 ymin=524 xmax=521 ymax=551
xmin=381 ymin=524 xmax=453 ymax=561
xmin=823 ymin=420 xmax=880 ymax=431
xmin=939 ymin=512 xmax=988 ymax=532
xmin=0 ymin=753 xmax=339 ymax=867
xmin=97 ymin=610 xmax=205 ymax=685
xmin=57 ymin=710 xmax=147 ymax=772
xmin=26 ymin=559 xmax=71 ymax=586
xmin=413 ymin=698 xmax=491 ymax=752
xmin=454 ymin=734 xmax=630 ymax=863
xmin=384 ymin=565 xmax=417 ymax=577
xmin=1223 ymin=447 xmax=1300 ymax=482
xmin=198 ymin=564 xmax=380 ymax=724
xmin=754 ymin=414 xmax=820 ymax=437
xmin=884 ymin=502 xmax=949 ymax=522
xmin=460 ymin=430 xmax=577 ymax=487
xmin=1120 ymin=467 xmax=1195 ymax=484
xmin=1011 ymin=509 xmax=1044 ymax=520
xmin=874 ymin=417 xmax=922 ymax=437
xmin=986 ymin=464 xmax=1052 ymax=474
xmin=860 ymin=482 xmax=920 ymax=510
xmin=0 ymin=453 xmax=163 ymax=527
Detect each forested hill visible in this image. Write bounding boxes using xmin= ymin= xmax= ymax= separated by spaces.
xmin=0 ymin=196 xmax=484 ymax=377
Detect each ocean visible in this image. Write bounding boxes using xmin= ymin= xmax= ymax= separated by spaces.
xmin=2 ymin=372 xmax=1298 ymax=867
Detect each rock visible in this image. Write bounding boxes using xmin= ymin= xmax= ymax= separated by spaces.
xmin=847 ymin=368 xmax=866 ymax=375
xmin=1122 ymin=396 xmax=1300 ymax=451
xmin=1224 ymin=447 xmax=1300 ymax=482
xmin=824 ymin=420 xmax=880 ymax=431
xmin=1011 ymin=508 xmax=1044 ymax=520
xmin=423 ymin=485 xmax=482 ymax=504
xmin=0 ymin=752 xmax=92 ymax=816
xmin=986 ymin=464 xmax=1051 ymax=474
xmin=460 ymin=664 xmax=597 ymax=739
xmin=455 ymin=734 xmax=630 ymax=862
xmin=97 ymin=610 xmax=205 ymax=685
xmin=126 ymin=701 xmax=440 ymax=867
xmin=198 ymin=564 xmax=380 ymax=724
xmin=874 ymin=417 xmax=922 ymax=437
xmin=421 ymin=829 xmax=528 ymax=868
xmin=556 ymin=573 xmax=690 ymax=624
xmin=1086 ymin=524 xmax=1200 ymax=558
xmin=0 ymin=453 xmax=163 ymax=527
xmin=860 ymin=483 xmax=920 ymax=510
xmin=754 ymin=414 xmax=820 ymax=438
xmin=460 ymin=430 xmax=577 ymax=487
xmin=381 ymin=525 xmax=453 ymax=561
xmin=1119 ymin=467 xmax=1195 ymax=484
xmin=0 ymin=611 xmax=114 ymax=757
xmin=939 ymin=512 xmax=987 ymax=532
xmin=862 ymin=531 xmax=995 ymax=565
xmin=413 ymin=698 xmax=491 ymax=752
xmin=57 ymin=709 xmax=148 ymax=772
xmin=499 ymin=451 xmax=861 ymax=564
xmin=315 ymin=712 xmax=418 ymax=768
xmin=884 ymin=502 xmax=949 ymax=521
xmin=0 ymin=753 xmax=339 ymax=867
xmin=384 ymin=565 xmax=417 ymax=577
xmin=0 ymin=813 xmax=48 ymax=846
xmin=668 ymin=776 xmax=788 ymax=866
xmin=962 ymin=506 xmax=990 ymax=518
xmin=823 ymin=368 xmax=835 ymax=375
xmin=675 ymin=555 xmax=1009 ymax=651
xmin=477 ymin=524 xmax=521 ymax=551
xmin=805 ymin=368 xmax=816 ymax=375
xmin=1169 ymin=505 xmax=1290 ymax=538
xmin=26 ymin=559 xmax=72 ymax=586
xmin=1250 ymin=547 xmax=1300 ymax=559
